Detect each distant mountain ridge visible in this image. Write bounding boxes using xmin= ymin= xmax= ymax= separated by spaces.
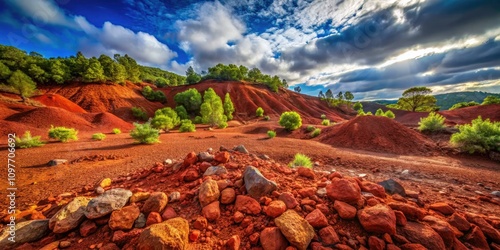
xmin=372 ymin=91 xmax=500 ymax=110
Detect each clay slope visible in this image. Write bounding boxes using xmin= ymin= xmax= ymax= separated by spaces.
xmin=32 ymin=93 xmax=87 ymax=113
xmin=162 ymin=80 xmax=351 ymax=124
xmin=318 ymin=116 xmax=436 ymax=155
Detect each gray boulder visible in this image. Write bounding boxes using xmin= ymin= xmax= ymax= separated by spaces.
xmin=198 ymin=152 xmax=214 ymax=162
xmin=49 ymin=197 xmax=90 ymax=233
xmin=0 ymin=220 xmax=50 ymax=248
xmin=85 ymin=188 xmax=132 ymax=219
xmin=244 ymin=166 xmax=277 ymax=199
xmin=378 ymin=179 xmax=406 ymax=196
xmin=203 ymin=166 xmax=228 ymax=176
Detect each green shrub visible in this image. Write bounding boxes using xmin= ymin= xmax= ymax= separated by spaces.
xmin=306 ymin=125 xmax=315 ymax=132
xmin=375 ymin=108 xmax=384 ymax=116
xmin=130 ymin=122 xmax=160 ymax=144
xmin=449 ymin=101 xmax=479 ymax=110
xmin=256 ymin=107 xmax=264 ymax=117
xmin=92 ymin=133 xmax=106 ymax=141
xmin=174 ymin=105 xmax=188 ymax=120
xmin=365 ymin=112 xmax=373 ymax=116
xmin=289 ymin=153 xmax=312 ymax=168
xmin=131 ymin=107 xmax=148 ymax=121
xmin=174 ymin=88 xmax=202 ymax=113
xmin=264 ymin=115 xmax=270 ymax=121
xmin=179 ymin=119 xmax=196 ymax=132
xmin=142 ymin=86 xmax=166 ymax=102
xmin=48 ymin=126 xmax=78 ymax=142
xmin=353 ymin=102 xmax=363 ymax=111
xmin=155 ymin=107 xmax=181 ymax=127
xmin=418 ymin=112 xmax=446 ymax=132
xmin=321 ymin=119 xmax=330 ymax=126
xmin=267 ymin=130 xmax=276 ymax=138
xmin=311 ymin=128 xmax=321 ymax=138
xmin=320 ymin=114 xmax=326 ymax=119
xmin=155 ymin=77 xmax=168 ymax=88
xmin=218 ymin=121 xmax=228 ymax=129
xmin=279 ymin=111 xmax=302 ymax=131
xmin=482 ymin=96 xmax=500 ymax=105
xmin=151 ymin=115 xmax=174 ymax=132
xmin=384 ymin=110 xmax=395 ymax=119
xmin=450 ymin=117 xmax=500 ymax=154
xmin=193 ymin=116 xmax=202 ymax=124
xmin=15 ymin=131 xmax=44 ymax=148
xmin=112 ymin=128 xmax=121 ymax=134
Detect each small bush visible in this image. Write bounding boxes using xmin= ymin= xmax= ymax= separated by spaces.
xmin=375 ymin=108 xmax=384 ymax=116
xmin=267 ymin=130 xmax=276 ymax=138
xmin=218 ymin=121 xmax=228 ymax=129
xmin=151 ymin=115 xmax=174 ymax=132
xmin=321 ymin=119 xmax=330 ymax=126
xmin=48 ymin=126 xmax=78 ymax=142
xmin=384 ymin=110 xmax=396 ymax=119
xmin=15 ymin=131 xmax=44 ymax=148
xmin=311 ymin=128 xmax=321 ymax=138
xmin=306 ymin=125 xmax=315 ymax=132
xmin=264 ymin=115 xmax=270 ymax=121
xmin=320 ymin=114 xmax=326 ymax=119
xmin=92 ymin=133 xmax=106 ymax=141
xmin=482 ymin=96 xmax=500 ymax=105
xmin=353 ymin=102 xmax=363 ymax=111
xmin=365 ymin=111 xmax=373 ymax=116
xmin=142 ymin=86 xmax=166 ymax=102
xmin=193 ymin=116 xmax=202 ymax=124
xmin=449 ymin=101 xmax=479 ymax=110
xmin=279 ymin=111 xmax=302 ymax=131
xmin=175 ymin=105 xmax=189 ymax=120
xmin=450 ymin=116 xmax=500 ymax=154
xmin=418 ymin=112 xmax=446 ymax=132
xmin=179 ymin=119 xmax=196 ymax=132
xmin=130 ymin=122 xmax=160 ymax=144
xmin=112 ymin=128 xmax=121 ymax=134
xmin=131 ymin=107 xmax=148 ymax=121
xmin=256 ymin=107 xmax=264 ymax=117
xmin=289 ymin=153 xmax=313 ymax=168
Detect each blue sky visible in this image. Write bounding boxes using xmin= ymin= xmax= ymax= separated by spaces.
xmin=0 ymin=0 xmax=499 ymax=100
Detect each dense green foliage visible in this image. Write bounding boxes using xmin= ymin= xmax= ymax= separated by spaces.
xmin=200 ymin=88 xmax=227 ymax=128
xmin=179 ymin=119 xmax=196 ymax=132
xmin=174 ymin=105 xmax=189 ymax=120
xmin=223 ymin=93 xmax=235 ymax=120
xmin=311 ymin=128 xmax=321 ymax=138
xmin=131 ymin=107 xmax=148 ymax=121
xmin=267 ymin=130 xmax=276 ymax=138
xmin=375 ymin=108 xmax=384 ymax=116
xmin=384 ymin=110 xmax=395 ymax=119
xmin=450 ymin=117 xmax=500 ymax=154
xmin=319 ymin=89 xmax=356 ymax=108
xmin=92 ymin=133 xmax=106 ymax=141
xmin=174 ymin=88 xmax=202 ymax=113
xmin=48 ymin=126 xmax=78 ymax=142
xmin=256 ymin=107 xmax=264 ymax=117
xmin=397 ymin=87 xmax=437 ymax=112
xmin=449 ymin=101 xmax=479 ymax=110
xmin=186 ymin=66 xmax=201 ymax=85
xmin=321 ymin=119 xmax=330 ymax=126
xmin=6 ymin=70 xmax=37 ymax=100
xmin=353 ymin=102 xmax=363 ymax=111
xmin=139 ymin=65 xmax=185 ymax=86
xmin=306 ymin=125 xmax=315 ymax=132
xmin=154 ymin=107 xmax=181 ymax=129
xmin=130 ymin=122 xmax=160 ymax=144
xmin=377 ymin=92 xmax=500 ymax=110
xmin=141 ymin=86 xmax=166 ymax=103
xmin=279 ymin=111 xmax=302 ymax=131
xmin=15 ymin=131 xmax=44 ymax=148
xmin=289 ymin=153 xmax=313 ymax=168
xmin=482 ymin=95 xmax=500 ymax=105
xmin=194 ymin=116 xmax=202 ymax=124
xmin=418 ymin=112 xmax=446 ymax=132
xmin=112 ymin=128 xmax=121 ymax=134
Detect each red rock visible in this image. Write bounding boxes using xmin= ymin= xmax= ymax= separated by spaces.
xmin=398 ymin=222 xmax=446 ymax=250
xmin=464 ymin=225 xmax=489 ymax=250
xmin=326 ymin=178 xmax=361 ymax=205
xmin=361 ymin=181 xmax=386 ymax=198
xmin=297 ymin=167 xmax=315 ymax=179
xmin=233 ymin=211 xmax=244 ymax=223
xmin=367 ymin=198 xmax=380 ymax=206
xmin=202 ymin=201 xmax=221 ymax=221
xmin=183 ymin=169 xmax=200 ymax=182
xmin=279 ymin=192 xmax=299 ymax=209
xmin=333 ymin=200 xmax=356 ymax=220
xmin=249 ymin=232 xmax=260 ymax=245
xmin=400 ymin=244 xmax=427 ymax=250
xmin=199 ymin=162 xmax=212 ymax=173
xmin=265 ymin=200 xmax=287 ymax=218
xmin=305 ymin=209 xmax=329 ymax=228
xmin=447 ymin=213 xmax=471 ymax=232
xmin=429 ymin=203 xmax=455 ymax=215
xmin=319 ymin=226 xmax=340 ymax=245
xmin=109 ymin=205 xmax=141 ymax=230
xmin=422 ymin=216 xmax=456 ymax=249
xmin=226 ymin=235 xmax=241 ymax=250
xmin=368 ymin=236 xmax=386 ymax=250
xmin=145 ymin=212 xmax=162 ymax=226
xmin=80 ymin=220 xmax=97 ymax=237
xmin=217 ymin=179 xmax=230 ymax=190
xmin=112 ymin=229 xmax=144 ymax=245
xmin=100 ymin=243 xmax=120 ymax=250
xmin=453 ymin=237 xmax=468 ymax=250
xmin=215 ymin=152 xmax=230 ymax=163
xmin=310 ymin=242 xmax=332 ymax=250
xmin=142 ymin=192 xmax=168 ymax=214
xmin=298 ymin=187 xmax=316 ymax=198
xmin=235 ymin=195 xmax=261 ymax=215
xmin=193 ymin=216 xmax=208 ymax=230
xmin=465 ymin=213 xmax=500 ymax=243
xmin=189 ymin=230 xmax=201 ymax=242
xmin=395 ymin=210 xmax=407 ymax=226
xmin=199 ymin=179 xmax=220 ymax=207
xmin=358 ymin=204 xmax=397 ymax=235
xmin=386 ymin=244 xmax=401 ymax=250
xmin=161 ymin=206 xmax=177 ymax=220
xmin=260 ymin=227 xmax=288 ymax=250
xmin=388 ymin=202 xmax=426 ymax=221
xmin=221 ymin=188 xmax=236 ymax=204
xmin=183 ymin=152 xmax=198 ymax=167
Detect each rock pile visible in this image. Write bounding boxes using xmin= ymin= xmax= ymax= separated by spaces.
xmin=1 ymin=147 xmax=499 ymax=250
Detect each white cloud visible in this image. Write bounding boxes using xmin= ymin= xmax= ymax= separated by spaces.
xmin=4 ymin=0 xmax=76 ymax=28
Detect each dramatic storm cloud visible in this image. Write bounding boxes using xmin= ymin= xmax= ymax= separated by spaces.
xmin=0 ymin=0 xmax=498 ymax=99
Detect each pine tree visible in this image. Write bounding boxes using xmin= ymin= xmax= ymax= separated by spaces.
xmin=7 ymin=70 xmax=36 ymax=101
xmin=223 ymin=93 xmax=235 ymax=120
xmin=83 ymin=58 xmax=105 ymax=83
xmin=200 ymin=88 xmax=226 ymax=127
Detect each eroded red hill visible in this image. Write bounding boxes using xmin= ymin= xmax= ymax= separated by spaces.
xmin=32 ymin=93 xmax=87 ymax=113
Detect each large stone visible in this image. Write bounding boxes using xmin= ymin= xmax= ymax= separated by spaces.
xmin=361 ymin=181 xmax=386 ymax=198
xmin=465 ymin=213 xmax=500 ymax=243
xmin=388 ymin=202 xmax=426 ymax=221
xmin=260 ymin=227 xmax=288 ymax=250
xmin=142 ymin=192 xmax=168 ymax=214
xmin=204 ymin=166 xmax=228 ymax=176
xmin=297 ymin=167 xmax=315 ymax=179
xmin=137 ymin=217 xmax=189 ymax=250
xmin=49 ymin=197 xmax=90 ymax=233
xmin=319 ymin=226 xmax=340 ymax=245
xmin=221 ymin=188 xmax=236 ymax=204
xmin=202 ymin=201 xmax=221 ymax=221
xmin=265 ymin=200 xmax=287 ymax=218
xmin=398 ymin=222 xmax=446 ymax=250
xmin=378 ymin=179 xmax=406 ymax=196
xmin=99 ymin=178 xmax=112 ymax=188
xmin=464 ymin=225 xmax=489 ymax=250
xmin=199 ymin=179 xmax=220 ymax=207
xmin=244 ymin=166 xmax=278 ymax=199
xmin=85 ymin=188 xmax=132 ymax=219
xmin=279 ymin=192 xmax=299 ymax=209
xmin=274 ymin=210 xmax=315 ymax=250
xmin=305 ymin=209 xmax=329 ymax=228
xmin=0 ymin=220 xmax=49 ymax=248
xmin=226 ymin=235 xmax=241 ymax=250
xmin=326 ymin=178 xmax=361 ymax=205
xmin=358 ymin=204 xmax=397 ymax=235
xmin=422 ymin=216 xmax=457 ymax=249
xmin=368 ymin=236 xmax=386 ymax=250
xmin=429 ymin=203 xmax=455 ymax=215
xmin=447 ymin=213 xmax=471 ymax=232
xmin=134 ymin=213 xmax=146 ymax=228
xmin=234 ymin=195 xmax=261 ymax=215
xmin=183 ymin=152 xmax=198 ymax=167
xmin=333 ymin=200 xmax=357 ymax=220
xmin=109 ymin=205 xmax=141 ymax=230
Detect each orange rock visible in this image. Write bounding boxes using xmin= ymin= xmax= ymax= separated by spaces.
xmin=234 ymin=195 xmax=261 ymax=215
xmin=260 ymin=227 xmax=288 ymax=250
xmin=333 ymin=200 xmax=357 ymax=220
xmin=145 ymin=212 xmax=162 ymax=226
xmin=358 ymin=204 xmax=397 ymax=235
xmin=305 ymin=209 xmax=329 ymax=228
xmin=215 ymin=152 xmax=230 ymax=163
xmin=265 ymin=200 xmax=287 ymax=218
xmin=202 ymin=201 xmax=221 ymax=221
xmin=429 ymin=203 xmax=455 ymax=215
xmin=226 ymin=235 xmax=241 ymax=250
xmin=297 ymin=167 xmax=315 ymax=179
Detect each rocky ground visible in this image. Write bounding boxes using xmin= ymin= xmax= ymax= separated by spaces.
xmin=1 ymin=146 xmax=499 ymax=250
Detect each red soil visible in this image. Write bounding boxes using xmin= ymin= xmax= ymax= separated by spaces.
xmin=32 ymin=93 xmax=87 ymax=113
xmin=440 ymin=104 xmax=500 ymax=125
xmin=318 ymin=116 xmax=436 ymax=155
xmin=5 ymin=106 xmax=93 ymax=130
xmin=80 ymin=112 xmax=134 ymax=131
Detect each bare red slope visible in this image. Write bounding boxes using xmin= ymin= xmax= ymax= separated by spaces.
xmin=318 ymin=115 xmax=436 ymax=155
xmin=32 ymin=93 xmax=87 ymax=113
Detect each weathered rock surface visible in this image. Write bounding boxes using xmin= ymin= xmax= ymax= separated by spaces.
xmin=49 ymin=196 xmax=90 ymax=233
xmin=260 ymin=227 xmax=288 ymax=250
xmin=142 ymin=192 xmax=168 ymax=214
xmin=0 ymin=220 xmax=50 ymax=248
xmin=199 ymin=179 xmax=220 ymax=207
xmin=234 ymin=195 xmax=262 ymax=215
xmin=85 ymin=189 xmax=132 ymax=219
xmin=274 ymin=210 xmax=315 ymax=250
xmin=244 ymin=166 xmax=277 ymax=199
xmin=326 ymin=178 xmax=361 ymax=205
xmin=398 ymin=221 xmax=446 ymax=250
xmin=137 ymin=217 xmax=189 ymax=250
xmin=109 ymin=205 xmax=141 ymax=230
xmin=378 ymin=179 xmax=406 ymax=196
xmin=358 ymin=204 xmax=397 ymax=235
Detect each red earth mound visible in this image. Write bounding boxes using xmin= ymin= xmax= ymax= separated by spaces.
xmin=80 ymin=112 xmax=134 ymax=131
xmin=318 ymin=116 xmax=436 ymax=155
xmin=0 ymin=120 xmax=47 ymax=139
xmin=32 ymin=93 xmax=87 ymax=113
xmin=440 ymin=104 xmax=500 ymax=125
